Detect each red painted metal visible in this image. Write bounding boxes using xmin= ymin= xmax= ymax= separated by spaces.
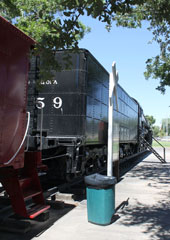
xmin=0 ymin=17 xmax=49 ymax=219
xmin=0 ymin=151 xmax=50 ymax=219
xmin=29 ymin=151 xmax=48 ymax=171
xmin=0 ymin=16 xmax=35 ymax=169
xmin=28 ymin=204 xmax=50 ymax=219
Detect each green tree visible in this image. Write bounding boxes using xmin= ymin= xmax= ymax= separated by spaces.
xmin=158 ymin=129 xmax=165 ymax=138
xmin=113 ymin=1 xmax=170 ymax=94
xmin=0 ymin=1 xmax=145 ymax=52
xmin=145 ymin=115 xmax=156 ymax=127
xmin=146 ymin=116 xmax=165 ymax=137
xmin=152 ymin=126 xmax=160 ymax=137
xmin=1 ymin=0 xmax=170 ymax=89
xmin=1 ymin=0 xmax=145 ymax=79
xmin=152 ymin=126 xmax=165 ymax=138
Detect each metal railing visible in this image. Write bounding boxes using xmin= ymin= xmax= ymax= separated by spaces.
xmin=4 ymin=112 xmax=30 ymax=165
xmin=152 ymin=136 xmax=166 ymax=162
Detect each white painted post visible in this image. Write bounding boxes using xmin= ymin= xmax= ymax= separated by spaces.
xmin=107 ymin=62 xmax=119 ymax=177
xmin=107 ymin=71 xmax=114 ymax=177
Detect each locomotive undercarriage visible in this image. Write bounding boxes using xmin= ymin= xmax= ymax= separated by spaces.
xmin=119 ymin=142 xmax=138 ymax=159
xmin=41 ymin=143 xmax=107 ymax=182
xmin=28 ymin=131 xmax=150 ymax=183
xmin=40 ymin=140 xmax=147 ymax=182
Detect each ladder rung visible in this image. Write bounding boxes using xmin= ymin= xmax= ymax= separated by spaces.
xmin=140 ymin=136 xmax=166 ymax=163
xmin=23 ymin=190 xmax=42 ymax=200
xmin=27 ymin=204 xmax=50 ymax=219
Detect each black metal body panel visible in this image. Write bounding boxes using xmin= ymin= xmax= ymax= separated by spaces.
xmin=115 ymin=85 xmax=138 ymax=143
xmin=27 ymin=49 xmax=139 ymax=150
xmin=28 ymin=50 xmax=109 ymax=148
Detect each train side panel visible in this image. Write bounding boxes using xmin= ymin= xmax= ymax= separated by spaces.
xmin=85 ymin=52 xmax=109 ymax=144
xmin=27 ymin=49 xmax=151 ymax=178
xmin=0 ymin=16 xmax=35 ymax=168
xmin=28 ymin=50 xmax=109 ymax=149
xmin=28 ymin=52 xmax=87 ymax=149
xmin=28 ymin=50 xmax=139 ymax=150
xmin=116 ymin=86 xmax=138 ymax=143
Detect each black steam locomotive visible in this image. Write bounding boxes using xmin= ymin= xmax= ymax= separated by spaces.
xmin=27 ymin=49 xmax=152 ymax=181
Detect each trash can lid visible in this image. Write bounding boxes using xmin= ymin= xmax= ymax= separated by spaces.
xmin=84 ymin=173 xmax=117 ymax=188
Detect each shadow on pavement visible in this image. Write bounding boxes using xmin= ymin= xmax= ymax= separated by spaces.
xmin=127 ymin=159 xmax=170 ymax=186
xmin=119 ymin=199 xmax=170 ymax=240
xmin=118 ymin=148 xmax=170 ymax=240
xmin=0 ymin=202 xmax=75 ymax=240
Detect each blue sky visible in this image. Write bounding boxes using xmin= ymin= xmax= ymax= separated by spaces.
xmin=78 ymin=16 xmax=170 ymax=126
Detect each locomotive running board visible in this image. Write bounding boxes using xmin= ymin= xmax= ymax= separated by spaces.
xmin=140 ymin=136 xmax=166 ymax=163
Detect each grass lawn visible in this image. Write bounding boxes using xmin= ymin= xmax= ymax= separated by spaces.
xmin=152 ymin=140 xmax=170 ymax=148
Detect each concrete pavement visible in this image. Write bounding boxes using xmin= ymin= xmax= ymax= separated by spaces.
xmin=33 ymin=147 xmax=170 ymax=240
xmin=1 ymin=147 xmax=170 ymax=240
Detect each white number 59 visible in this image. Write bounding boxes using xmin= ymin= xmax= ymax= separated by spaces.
xmin=36 ymin=97 xmax=45 ymax=109
xmin=53 ymin=97 xmax=62 ymax=109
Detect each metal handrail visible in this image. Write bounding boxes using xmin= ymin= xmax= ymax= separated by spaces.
xmin=40 ymin=106 xmax=43 ymax=151
xmin=4 ymin=112 xmax=30 ymax=165
xmin=152 ymin=136 xmax=166 ymax=162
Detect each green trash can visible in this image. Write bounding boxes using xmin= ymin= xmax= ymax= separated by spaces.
xmin=84 ymin=173 xmax=117 ymax=225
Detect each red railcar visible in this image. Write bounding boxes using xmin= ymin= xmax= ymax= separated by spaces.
xmin=0 ymin=16 xmax=49 ymax=219
xmin=0 ymin=16 xmax=34 ymax=169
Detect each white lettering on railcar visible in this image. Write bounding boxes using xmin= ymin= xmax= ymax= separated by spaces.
xmin=36 ymin=97 xmax=45 ymax=109
xmin=35 ymin=97 xmax=63 ymax=109
xmin=40 ymin=80 xmax=58 ymax=85
xmin=53 ymin=97 xmax=62 ymax=109
xmin=53 ymin=80 xmax=58 ymax=85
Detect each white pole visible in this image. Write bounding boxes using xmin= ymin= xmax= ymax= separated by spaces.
xmin=167 ymin=118 xmax=168 ymax=136
xmin=107 ymin=72 xmax=114 ymax=177
xmin=107 ymin=62 xmax=118 ymax=177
